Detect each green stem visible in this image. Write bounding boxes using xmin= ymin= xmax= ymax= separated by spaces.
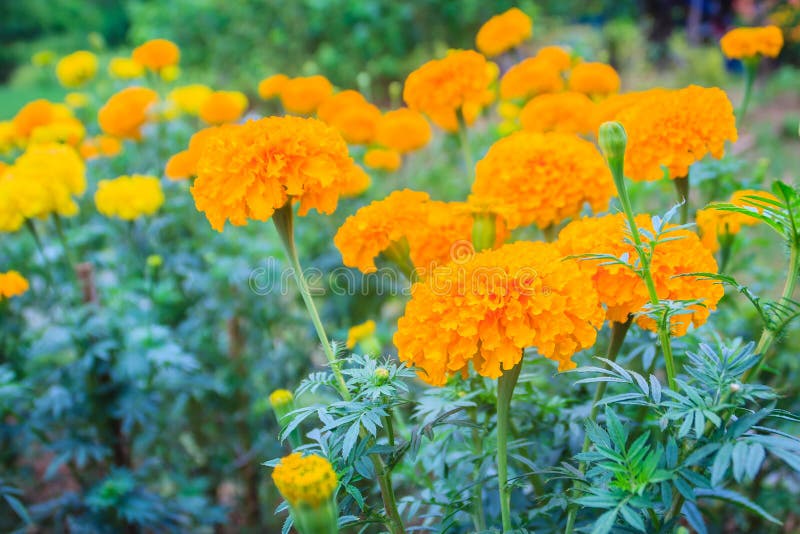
xmin=564 ymin=318 xmax=632 ymax=534
xmin=381 ymin=239 xmax=418 ymax=282
xmin=469 ymin=406 xmax=487 ymax=531
xmin=542 ymin=224 xmax=557 ymax=243
xmin=24 ymin=219 xmax=55 ymax=287
xmin=496 ymin=359 xmax=523 ymax=532
xmin=456 ymin=109 xmax=474 ymax=172
xmin=52 ymin=214 xmax=77 ymax=273
xmin=673 ymin=175 xmax=690 ymax=225
xmin=738 ymin=59 xmax=758 ymax=124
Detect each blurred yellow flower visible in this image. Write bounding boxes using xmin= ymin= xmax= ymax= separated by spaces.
xmin=328 ymin=100 xmax=381 ymax=145
xmin=56 ymin=51 xmax=98 ymax=88
xmin=95 ymin=175 xmax=164 ymax=220
xmin=31 ymin=50 xmax=56 ymax=67
xmin=199 ymin=90 xmax=248 ymax=125
xmin=108 ymin=57 xmax=145 ymax=79
xmin=28 ymin=117 xmax=85 ymax=146
xmin=168 ymin=84 xmax=213 ymax=115
xmin=12 ymin=99 xmax=72 ymax=140
xmin=536 ymin=45 xmax=573 ymax=71
xmin=160 ymin=65 xmax=181 ymax=82
xmin=65 ymin=92 xmax=90 ymax=109
xmin=475 ymin=8 xmax=533 ymax=57
xmin=272 ymin=453 xmax=338 ymax=508
xmin=165 ymin=126 xmax=226 ymax=181
xmin=346 ymin=320 xmax=376 ymax=349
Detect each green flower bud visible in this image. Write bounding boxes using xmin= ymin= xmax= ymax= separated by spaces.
xmin=472 ymin=213 xmax=497 ymax=253
xmin=598 ymin=121 xmax=628 ymax=164
xmin=374 ymin=367 xmax=390 ymax=384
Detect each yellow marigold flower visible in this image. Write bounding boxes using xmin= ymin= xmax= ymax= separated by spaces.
xmin=375 ymin=108 xmax=431 ymax=154
xmin=616 ymin=86 xmax=737 ymax=181
xmin=557 ymin=214 xmax=724 ymax=335
xmin=268 ymin=389 xmax=294 ymax=409
xmin=471 ymin=131 xmax=614 ymax=230
xmin=317 ymin=90 xmax=367 ymax=124
xmin=403 ymin=50 xmax=496 ymax=132
xmin=280 ymin=75 xmax=334 ymax=115
xmin=98 ymin=87 xmax=158 ymax=140
xmin=32 ymin=50 xmax=56 ymax=67
xmin=199 ymin=90 xmax=248 ymax=125
xmin=394 ymin=241 xmax=604 ymax=385
xmin=160 ymin=65 xmax=180 ymax=82
xmin=132 ymin=38 xmax=180 ymax=71
xmin=0 ymin=180 xmax=25 ymax=233
xmin=55 ymin=51 xmax=98 ymax=88
xmin=696 ymin=189 xmax=778 ymax=252
xmin=328 ymin=101 xmax=381 ymax=145
xmin=346 ymin=320 xmax=376 ymax=349
xmin=28 ymin=117 xmax=85 ymax=146
xmin=519 ymin=91 xmax=596 ymax=135
xmin=568 ymin=62 xmax=621 ymax=97
xmin=720 ymin=25 xmax=784 ymax=59
xmin=0 ymin=122 xmax=18 ymax=154
xmin=191 ymin=117 xmax=359 ymax=231
xmin=0 ymin=271 xmax=29 ymax=300
xmin=168 ymin=84 xmax=213 ymax=115
xmin=364 ymin=148 xmax=402 ymax=172
xmin=165 ymin=126 xmax=224 ymax=181
xmin=272 ymin=453 xmax=338 ymax=508
xmin=108 ymin=57 xmax=145 ymax=79
xmin=475 ymin=7 xmax=533 ymax=58
xmin=499 ymin=57 xmax=564 ymax=101
xmin=536 ymin=45 xmax=573 ymax=71
xmin=258 ymin=74 xmax=289 ymax=100
xmin=12 ymin=99 xmax=72 ymax=140
xmin=65 ymin=92 xmax=90 ymax=109
xmin=95 ymin=175 xmax=164 ymax=220
xmin=79 ymin=135 xmax=123 ymax=160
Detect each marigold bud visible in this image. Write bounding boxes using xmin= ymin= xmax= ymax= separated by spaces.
xmin=598 ymin=121 xmax=628 ymax=163
xmin=272 ymin=453 xmax=339 ymax=534
xmin=374 ymin=367 xmax=390 ymax=384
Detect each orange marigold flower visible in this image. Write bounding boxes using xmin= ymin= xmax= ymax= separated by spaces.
xmin=557 ymin=214 xmax=724 ymax=335
xmin=199 ymin=90 xmax=248 ymax=125
xmin=536 ymin=45 xmax=573 ymax=71
xmin=340 ymin=165 xmax=371 ymax=197
xmin=98 ymin=87 xmax=158 ymax=140
xmin=55 ymin=51 xmax=98 ymax=88
xmin=519 ymin=91 xmax=596 ymax=135
xmin=191 ymin=116 xmax=360 ymax=231
xmin=616 ymin=86 xmax=737 ymax=181
xmin=79 ymin=135 xmax=122 ymax=160
xmin=169 ymin=84 xmax=213 ymax=115
xmin=471 ymin=131 xmax=614 ymax=230
xmin=0 ymin=271 xmax=29 ymax=300
xmin=12 ymin=99 xmax=72 ymax=140
xmin=375 ymin=108 xmax=431 ymax=154
xmin=475 ymin=8 xmax=533 ymax=58
xmin=164 ymin=126 xmax=227 ymax=181
xmin=568 ymin=62 xmax=621 ymax=97
xmin=327 ymin=101 xmax=381 ymax=145
xmin=132 ymin=38 xmax=180 ymax=71
xmin=720 ymin=25 xmax=784 ymax=59
xmin=394 ymin=241 xmax=604 ymax=385
xmin=403 ymin=50 xmax=496 ymax=132
xmin=499 ymin=57 xmax=563 ymax=101
xmin=364 ymin=148 xmax=402 ymax=172
xmin=258 ymin=74 xmax=289 ymax=100
xmin=280 ymin=75 xmax=334 ymax=115
xmin=591 ymin=89 xmax=669 ymax=133
xmin=317 ymin=90 xmax=367 ymax=123
xmin=696 ymin=189 xmax=778 ymax=252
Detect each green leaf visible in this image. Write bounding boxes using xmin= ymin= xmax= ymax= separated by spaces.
xmin=695 ymin=488 xmax=782 ymax=525
xmin=341 ymin=422 xmax=361 ymax=459
xmin=605 ymin=407 xmax=628 ymax=450
xmin=711 ymin=442 xmax=733 ymax=486
xmin=590 ymin=508 xmax=619 ymax=534
xmin=731 ymin=441 xmax=749 ymax=483
xmin=619 ymin=504 xmax=646 ymax=532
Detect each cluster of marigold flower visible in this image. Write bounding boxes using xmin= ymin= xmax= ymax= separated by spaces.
xmin=0 ymin=6 xmax=789 ymax=531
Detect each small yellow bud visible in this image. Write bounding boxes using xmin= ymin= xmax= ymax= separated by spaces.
xmin=146 ymin=254 xmax=163 ymax=268
xmin=374 ymin=367 xmax=390 ymax=384
xmin=160 ymin=65 xmax=181 ymax=82
xmin=269 ymin=389 xmax=294 ymax=409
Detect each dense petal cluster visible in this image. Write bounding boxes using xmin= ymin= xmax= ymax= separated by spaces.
xmin=98 ymin=87 xmax=158 ymax=140
xmin=280 ymin=75 xmax=334 ymax=115
xmin=696 ymin=189 xmax=778 ymax=252
xmin=568 ymin=62 xmax=621 ymax=97
xmin=169 ymin=84 xmax=213 ymax=115
xmin=403 ymin=50 xmax=496 ymax=132
xmin=56 ymin=51 xmax=98 ymax=88
xmin=394 ymin=241 xmax=605 ymax=385
xmin=132 ymin=38 xmax=180 ymax=71
xmin=108 ymin=57 xmax=144 ymax=79
xmin=364 ymin=148 xmax=402 ymax=172
xmin=165 ymin=126 xmax=228 ymax=181
xmin=536 ymin=45 xmax=573 ymax=71
xmin=199 ymin=90 xmax=248 ymax=125
xmin=258 ymin=74 xmax=289 ymax=100
xmin=591 ymin=89 xmax=668 ymax=133
xmin=557 ymin=214 xmax=724 ymax=334
xmin=720 ymin=26 xmax=784 ymax=59
xmin=191 ymin=117 xmax=360 ymax=231
xmin=0 ymin=271 xmax=29 ymax=300
xmin=271 ymin=453 xmax=338 ymax=508
xmin=471 ymin=131 xmax=614 ymax=229
xmin=12 ymin=99 xmax=81 ymax=145
xmin=94 ymin=175 xmax=165 ymax=220
xmin=520 ymin=91 xmax=596 ymax=134
xmin=475 ymin=8 xmax=533 ymax=57
xmin=499 ymin=57 xmax=563 ymax=101
xmin=375 ymin=108 xmax=432 ymax=153
xmin=615 ymin=86 xmax=737 ymax=181
xmin=326 ymin=100 xmax=381 ymax=144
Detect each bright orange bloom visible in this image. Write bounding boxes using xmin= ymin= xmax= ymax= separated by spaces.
xmin=403 ymin=50 xmax=496 ymax=132
xmin=375 ymin=108 xmax=431 ymax=153
xmin=98 ymin=87 xmax=158 ymax=140
xmin=557 ymin=214 xmax=724 ymax=335
xmin=79 ymin=135 xmax=122 ymax=160
xmin=471 ymin=131 xmax=614 ymax=230
xmin=519 ymin=92 xmax=596 ymax=135
xmin=191 ymin=117 xmax=360 ymax=231
xmin=12 ymin=100 xmax=73 ymax=140
xmin=199 ymin=91 xmax=248 ymax=125
xmin=317 ymin=90 xmax=367 ymax=123
xmin=720 ymin=25 xmax=784 ymax=59
xmin=364 ymin=148 xmax=402 ymax=172
xmin=340 ymin=165 xmax=371 ymax=197
xmin=499 ymin=57 xmax=564 ymax=101
xmin=475 ymin=8 xmax=533 ymax=57
xmin=568 ymin=62 xmax=621 ymax=97
xmin=0 ymin=271 xmax=29 ymax=300
xmin=536 ymin=45 xmax=573 ymax=71
xmin=165 ymin=126 xmax=229 ymax=181
xmin=394 ymin=241 xmax=604 ymax=385
xmin=132 ymin=38 xmax=180 ymax=71
xmin=590 ymin=89 xmax=669 ymax=133
xmin=696 ymin=189 xmax=779 ymax=252
xmin=258 ymin=74 xmax=289 ymax=100
xmin=327 ymin=101 xmax=381 ymax=145
xmin=280 ymin=75 xmax=334 ymax=115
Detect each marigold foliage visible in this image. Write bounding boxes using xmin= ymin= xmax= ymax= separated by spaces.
xmin=346 ymin=320 xmax=376 ymax=349
xmin=132 ymin=38 xmax=180 ymax=71
xmin=108 ymin=57 xmax=145 ymax=79
xmin=375 ymin=108 xmax=432 ymax=153
xmin=55 ymin=51 xmax=98 ymax=88
xmin=520 ymin=91 xmax=596 ymax=134
xmin=94 ymin=175 xmax=164 ymax=221
xmin=394 ymin=241 xmax=605 ymax=385
xmin=280 ymin=75 xmax=334 ymax=115
xmin=271 ymin=453 xmax=338 ymax=508
xmin=499 ymin=57 xmax=564 ymax=101
xmin=199 ymin=90 xmax=248 ymax=125
xmin=0 ymin=271 xmax=29 ymax=300
xmin=403 ymin=50 xmax=496 ymax=132
xmin=258 ymin=74 xmax=289 ymax=100
xmin=720 ymin=25 xmax=784 ymax=59
xmin=568 ymin=62 xmax=621 ymax=97
xmin=557 ymin=214 xmax=725 ymax=335
xmin=615 ymin=86 xmax=737 ymax=181
xmin=696 ymin=189 xmax=778 ymax=252
xmin=475 ymin=7 xmax=533 ymax=57
xmin=364 ymin=148 xmax=402 ymax=172
xmin=169 ymin=84 xmax=213 ymax=115
xmin=191 ymin=116 xmax=360 ymax=231
xmin=471 ymin=131 xmax=614 ymax=230
xmin=98 ymin=87 xmax=158 ymax=140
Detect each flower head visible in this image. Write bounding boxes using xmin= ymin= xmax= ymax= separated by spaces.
xmin=403 ymin=50 xmax=496 ymax=132
xmin=56 ymin=51 xmax=98 ymax=88
xmin=272 ymin=453 xmax=338 ymax=509
xmin=199 ymin=90 xmax=248 ymax=125
xmin=169 ymin=84 xmax=213 ymax=115
xmin=375 ymin=108 xmax=431 ymax=153
xmin=568 ymin=62 xmax=621 ymax=97
xmin=346 ymin=320 xmax=377 ymax=349
xmin=720 ymin=26 xmax=784 ymax=59
xmin=536 ymin=46 xmax=573 ymax=71
xmin=280 ymin=75 xmax=334 ymax=115
xmin=108 ymin=57 xmax=144 ymax=79
xmin=475 ymin=8 xmax=533 ymax=57
xmin=471 ymin=131 xmax=614 ymax=230
xmin=519 ymin=91 xmax=596 ymax=135
xmin=12 ymin=99 xmax=73 ymax=141
xmin=95 ymin=175 xmax=164 ymax=220
xmin=268 ymin=389 xmax=294 ymax=410
xmin=394 ymin=241 xmax=604 ymax=385
xmin=327 ymin=101 xmax=381 ymax=145
xmin=80 ymin=135 xmax=122 ymax=160
xmin=317 ymin=91 xmax=367 ymax=123
xmin=499 ymin=57 xmax=564 ymax=101
xmin=615 ymin=86 xmax=737 ymax=181
xmin=364 ymin=148 xmax=402 ymax=172
xmin=132 ymin=38 xmax=180 ymax=71
xmin=191 ymin=116 xmax=360 ymax=231
xmin=557 ymin=214 xmax=724 ymax=334
xmin=165 ymin=126 xmax=227 ymax=181
xmin=696 ymin=189 xmax=778 ymax=252
xmin=258 ymin=74 xmax=289 ymax=100
xmin=98 ymin=87 xmax=158 ymax=140
xmin=65 ymin=92 xmax=90 ymax=109
xmin=0 ymin=271 xmax=29 ymax=300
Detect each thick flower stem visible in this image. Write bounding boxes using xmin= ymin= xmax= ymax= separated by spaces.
xmin=469 ymin=406 xmax=487 ymax=531
xmin=564 ymin=317 xmax=632 ymax=534
xmin=457 ymin=110 xmax=475 ymax=172
xmin=673 ymin=175 xmax=690 ymax=225
xmin=496 ymin=360 xmax=523 ymax=532
xmin=738 ymin=59 xmax=758 ymax=124
xmin=53 ymin=214 xmax=77 ymax=273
